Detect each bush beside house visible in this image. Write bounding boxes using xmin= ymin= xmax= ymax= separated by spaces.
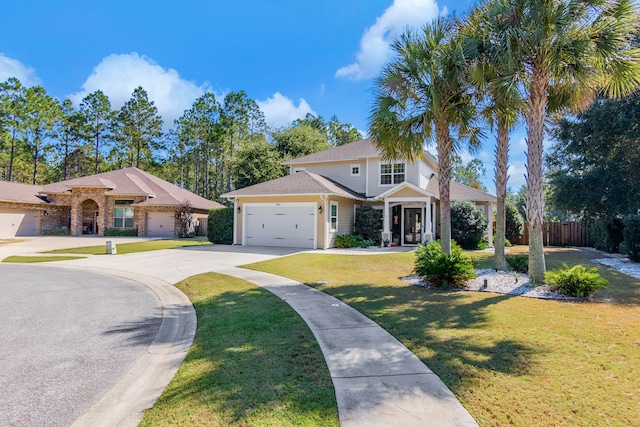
xmin=451 ymin=200 xmax=488 ymax=250
xmin=208 ymin=208 xmax=233 ymax=244
xmin=354 ymin=206 xmax=382 ymax=243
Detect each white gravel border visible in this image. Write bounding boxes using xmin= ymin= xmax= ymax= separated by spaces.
xmin=404 ymin=250 xmax=640 ymax=300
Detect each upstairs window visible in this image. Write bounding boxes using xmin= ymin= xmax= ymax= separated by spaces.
xmin=351 ymin=164 xmax=361 ymax=176
xmin=380 ymin=162 xmax=405 ymax=185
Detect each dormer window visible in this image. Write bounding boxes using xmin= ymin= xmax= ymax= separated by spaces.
xmin=380 ymin=162 xmax=405 ymax=185
xmin=350 ymin=164 xmax=361 ymax=176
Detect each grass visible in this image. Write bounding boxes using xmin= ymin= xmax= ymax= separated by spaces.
xmin=139 ymin=272 xmax=338 ymax=427
xmin=2 ymin=255 xmax=86 ymax=263
xmin=244 ymin=247 xmax=640 ymax=426
xmin=43 ymin=236 xmax=212 ymax=255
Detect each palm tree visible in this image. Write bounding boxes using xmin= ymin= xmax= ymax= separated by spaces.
xmin=460 ymin=4 xmax=524 ymax=271
xmin=482 ymin=0 xmax=640 ymax=283
xmin=370 ymin=18 xmax=481 ymax=255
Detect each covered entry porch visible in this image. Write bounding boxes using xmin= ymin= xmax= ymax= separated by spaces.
xmin=376 ymin=182 xmax=437 ymax=246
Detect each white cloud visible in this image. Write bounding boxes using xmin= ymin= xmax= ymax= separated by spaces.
xmin=507 ymin=160 xmax=528 ymax=189
xmin=336 ymin=0 xmax=441 ymax=81
xmin=256 ymin=92 xmax=316 ymax=127
xmin=69 ymin=52 xmax=209 ymax=129
xmin=0 ymin=53 xmax=41 ymax=86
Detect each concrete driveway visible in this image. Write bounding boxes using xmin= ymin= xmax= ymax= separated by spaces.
xmin=0 ymin=237 xmax=302 ymax=426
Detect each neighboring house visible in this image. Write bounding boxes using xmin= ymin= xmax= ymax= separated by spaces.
xmin=222 ymin=138 xmax=496 ymax=249
xmin=0 ymin=167 xmax=223 ymax=238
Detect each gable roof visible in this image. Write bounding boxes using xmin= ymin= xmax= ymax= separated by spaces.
xmin=426 ymin=176 xmax=497 ymax=202
xmin=374 ymin=181 xmax=438 ymax=200
xmin=222 ymin=171 xmax=365 ymax=200
xmin=39 ymin=167 xmax=223 ymax=211
xmin=0 ymin=181 xmax=45 ymax=204
xmin=282 ymin=138 xmax=439 ymax=171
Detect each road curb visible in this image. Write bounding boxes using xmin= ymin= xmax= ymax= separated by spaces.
xmin=53 ymin=266 xmax=197 ymax=427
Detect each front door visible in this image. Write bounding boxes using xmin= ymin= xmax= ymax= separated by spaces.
xmin=404 ymin=208 xmax=422 ymax=244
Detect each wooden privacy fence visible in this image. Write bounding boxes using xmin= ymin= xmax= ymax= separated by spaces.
xmin=509 ymin=221 xmax=590 ymax=247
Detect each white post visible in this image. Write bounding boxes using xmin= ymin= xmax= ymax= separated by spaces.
xmin=425 ymin=197 xmax=432 ymax=241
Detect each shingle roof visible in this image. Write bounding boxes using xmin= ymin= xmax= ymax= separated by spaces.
xmin=282 ymin=138 xmax=440 ymax=172
xmin=222 ymin=171 xmax=365 ymax=200
xmin=39 ymin=167 xmax=223 ymax=211
xmin=0 ymin=181 xmax=45 ymax=204
xmin=426 ymin=176 xmax=497 ymax=202
xmin=281 ymin=139 xmax=383 ymax=165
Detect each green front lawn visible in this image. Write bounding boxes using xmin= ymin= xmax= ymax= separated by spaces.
xmin=44 ymin=237 xmax=211 ymax=255
xmin=140 ymin=272 xmax=338 ymax=427
xmin=245 ymin=247 xmax=640 ymax=426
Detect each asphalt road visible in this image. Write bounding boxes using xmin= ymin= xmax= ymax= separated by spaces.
xmin=0 ymin=264 xmax=162 ymax=427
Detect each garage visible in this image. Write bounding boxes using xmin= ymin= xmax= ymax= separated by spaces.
xmin=146 ymin=212 xmax=175 ymax=237
xmin=244 ymin=204 xmax=316 ymax=248
xmin=0 ymin=209 xmax=39 ymax=238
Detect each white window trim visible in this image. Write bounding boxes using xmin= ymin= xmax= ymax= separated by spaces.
xmin=330 ymin=201 xmax=339 ymax=232
xmin=379 ymin=161 xmax=406 ymax=187
xmin=350 ymin=164 xmax=361 ymax=177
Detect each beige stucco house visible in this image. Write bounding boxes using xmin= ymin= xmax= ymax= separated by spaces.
xmin=0 ymin=167 xmax=223 ymax=238
xmin=222 ymin=139 xmax=496 ymax=249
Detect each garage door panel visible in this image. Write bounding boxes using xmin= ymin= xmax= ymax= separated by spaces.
xmin=146 ymin=212 xmax=174 ymax=237
xmin=0 ymin=210 xmax=39 ymax=238
xmin=245 ymin=205 xmax=315 ymax=248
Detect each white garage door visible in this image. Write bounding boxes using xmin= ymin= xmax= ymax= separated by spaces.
xmin=146 ymin=212 xmax=175 ymax=237
xmin=0 ymin=209 xmax=39 ymax=238
xmin=245 ymin=204 xmax=315 ymax=248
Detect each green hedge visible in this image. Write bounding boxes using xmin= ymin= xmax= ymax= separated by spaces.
xmin=208 ymin=207 xmax=233 ymax=244
xmin=620 ymin=214 xmax=640 ymax=261
xmin=104 ymin=228 xmax=139 ymax=236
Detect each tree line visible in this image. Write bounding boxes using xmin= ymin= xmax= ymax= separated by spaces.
xmin=0 ymin=78 xmax=361 ymax=200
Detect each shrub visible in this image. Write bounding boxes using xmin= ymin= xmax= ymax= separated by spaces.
xmin=506 ymin=255 xmax=528 ymax=273
xmin=590 ymin=216 xmax=624 ymax=253
xmin=336 ymin=234 xmax=374 ymax=248
xmin=477 ymin=240 xmax=489 ymax=250
xmin=354 ymin=206 xmax=382 ymax=243
xmin=45 ymin=227 xmax=70 ymax=236
xmin=451 ymin=200 xmax=488 ymax=250
xmin=208 ymin=207 xmax=233 ymax=244
xmin=104 ymin=228 xmax=138 ymax=236
xmin=505 ymin=203 xmax=525 ymax=241
xmin=620 ymin=214 xmax=640 ymax=262
xmin=545 ymin=263 xmax=609 ymax=297
xmin=175 ymin=201 xmax=195 ymax=238
xmin=414 ymin=240 xmax=476 ymax=288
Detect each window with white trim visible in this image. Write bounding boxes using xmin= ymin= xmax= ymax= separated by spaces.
xmin=350 ymin=164 xmax=361 ymax=176
xmin=113 ymin=200 xmax=134 ymax=228
xmin=330 ymin=202 xmax=338 ymax=231
xmin=380 ymin=162 xmax=405 ymax=185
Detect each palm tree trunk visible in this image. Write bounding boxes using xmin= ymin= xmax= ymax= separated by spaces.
xmin=494 ymin=118 xmax=509 ymax=270
xmin=436 ymin=119 xmax=453 ymax=255
xmin=526 ymin=64 xmax=548 ymax=284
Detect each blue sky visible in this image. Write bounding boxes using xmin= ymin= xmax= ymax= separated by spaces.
xmin=1 ymin=0 xmax=530 ymax=192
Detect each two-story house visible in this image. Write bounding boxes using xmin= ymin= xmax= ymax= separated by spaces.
xmin=222 ymin=138 xmax=496 ymax=249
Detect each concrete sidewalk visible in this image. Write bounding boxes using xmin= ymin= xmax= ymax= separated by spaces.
xmin=218 ymin=266 xmax=478 ymax=427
